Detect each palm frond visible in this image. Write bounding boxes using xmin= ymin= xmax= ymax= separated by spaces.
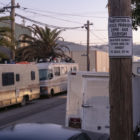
xmin=16 ymin=24 xmax=69 ymax=62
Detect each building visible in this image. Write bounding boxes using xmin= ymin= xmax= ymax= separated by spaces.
xmin=0 ymin=20 xmax=31 ymax=63
xmin=0 ymin=20 xmax=31 ymax=48
xmin=63 ymin=42 xmax=140 ymax=72
xmin=62 ymin=42 xmax=109 ymax=72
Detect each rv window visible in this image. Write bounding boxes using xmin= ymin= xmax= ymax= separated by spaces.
xmin=31 ymin=71 xmax=35 ymax=80
xmin=73 ymin=67 xmax=77 ymax=71
xmin=16 ymin=74 xmax=20 ymax=82
xmin=2 ymin=72 xmax=14 ymax=86
xmin=39 ymin=69 xmax=48 ymax=81
xmin=61 ymin=67 xmax=67 ymax=75
xmin=48 ymin=69 xmax=53 ymax=79
xmin=54 ymin=67 xmax=60 ymax=76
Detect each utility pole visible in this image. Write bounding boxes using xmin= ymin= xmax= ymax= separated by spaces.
xmin=11 ymin=0 xmax=15 ymax=61
xmin=108 ymin=0 xmax=133 ymax=140
xmin=0 ymin=1 xmax=20 ymax=60
xmin=84 ymin=20 xmax=93 ymax=71
xmin=0 ymin=1 xmax=19 ymax=61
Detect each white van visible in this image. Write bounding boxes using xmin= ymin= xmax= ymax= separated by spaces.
xmin=66 ymin=63 xmax=140 ymax=134
xmin=0 ymin=64 xmax=40 ymax=108
xmin=37 ymin=62 xmax=78 ymax=96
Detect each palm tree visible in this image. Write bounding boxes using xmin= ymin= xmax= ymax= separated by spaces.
xmin=0 ymin=16 xmax=12 ymax=61
xmin=16 ymin=25 xmax=69 ymax=62
xmin=132 ymin=0 xmax=140 ymax=30
xmin=0 ymin=16 xmax=12 ymax=47
xmin=0 ymin=27 xmax=12 ymax=47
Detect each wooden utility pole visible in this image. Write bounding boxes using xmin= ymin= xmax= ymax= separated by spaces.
xmin=84 ymin=20 xmax=93 ymax=71
xmin=11 ymin=0 xmax=15 ymax=61
xmin=87 ymin=20 xmax=90 ymax=71
xmin=109 ymin=0 xmax=133 ymax=140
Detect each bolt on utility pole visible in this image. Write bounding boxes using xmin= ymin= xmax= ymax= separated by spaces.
xmin=84 ymin=20 xmax=93 ymax=71
xmin=108 ymin=0 xmax=133 ymax=140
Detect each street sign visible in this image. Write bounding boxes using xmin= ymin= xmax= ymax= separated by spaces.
xmin=108 ymin=17 xmax=132 ymax=57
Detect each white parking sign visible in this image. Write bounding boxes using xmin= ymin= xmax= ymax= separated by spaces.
xmin=108 ymin=17 xmax=132 ymax=57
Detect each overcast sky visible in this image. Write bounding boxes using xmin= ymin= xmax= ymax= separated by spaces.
xmin=0 ymin=0 xmax=139 ymax=45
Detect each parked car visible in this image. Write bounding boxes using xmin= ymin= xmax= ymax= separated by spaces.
xmin=0 ymin=123 xmax=109 ymax=140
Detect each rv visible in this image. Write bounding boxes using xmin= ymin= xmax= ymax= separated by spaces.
xmin=66 ymin=62 xmax=140 ymax=134
xmin=37 ymin=62 xmax=78 ymax=96
xmin=0 ymin=64 xmax=40 ymax=108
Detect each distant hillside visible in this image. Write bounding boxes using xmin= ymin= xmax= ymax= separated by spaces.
xmin=58 ymin=41 xmax=108 ymax=52
xmin=59 ymin=41 xmax=140 ymax=56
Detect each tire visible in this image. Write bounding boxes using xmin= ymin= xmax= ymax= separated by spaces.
xmin=21 ymin=97 xmax=27 ymax=106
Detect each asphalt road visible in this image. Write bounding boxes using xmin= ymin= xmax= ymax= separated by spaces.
xmin=0 ymin=94 xmax=67 ymax=129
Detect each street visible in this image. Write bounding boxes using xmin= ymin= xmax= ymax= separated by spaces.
xmin=0 ymin=94 xmax=67 ymax=129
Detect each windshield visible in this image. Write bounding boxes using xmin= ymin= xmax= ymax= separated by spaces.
xmin=39 ymin=69 xmax=49 ymax=81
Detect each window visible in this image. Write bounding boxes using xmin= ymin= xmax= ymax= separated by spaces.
xmin=48 ymin=69 xmax=53 ymax=79
xmin=39 ymin=69 xmax=48 ymax=81
xmin=61 ymin=67 xmax=67 ymax=75
xmin=31 ymin=71 xmax=35 ymax=80
xmin=39 ymin=69 xmax=53 ymax=81
xmin=2 ymin=72 xmax=14 ymax=86
xmin=54 ymin=67 xmax=60 ymax=76
xmin=73 ymin=67 xmax=77 ymax=71
xmin=16 ymin=74 xmax=20 ymax=82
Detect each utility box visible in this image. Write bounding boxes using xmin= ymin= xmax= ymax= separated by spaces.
xmin=66 ymin=62 xmax=140 ymax=134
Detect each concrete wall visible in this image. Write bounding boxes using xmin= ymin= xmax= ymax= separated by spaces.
xmin=96 ymin=51 xmax=109 ymax=72
xmin=65 ymin=50 xmax=109 ymax=72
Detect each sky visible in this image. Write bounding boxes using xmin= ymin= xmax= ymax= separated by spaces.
xmin=0 ymin=0 xmax=140 ymax=45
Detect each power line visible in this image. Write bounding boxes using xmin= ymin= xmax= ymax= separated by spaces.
xmin=21 ymin=6 xmax=108 ymax=19
xmin=94 ymin=29 xmax=107 ymax=31
xmin=19 ymin=8 xmax=83 ymax=24
xmin=15 ymin=13 xmax=83 ymax=30
xmin=71 ymin=28 xmax=108 ymax=33
xmin=90 ymin=31 xmax=108 ymax=44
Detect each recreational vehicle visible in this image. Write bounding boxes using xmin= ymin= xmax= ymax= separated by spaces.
xmin=37 ymin=62 xmax=78 ymax=96
xmin=0 ymin=64 xmax=40 ymax=108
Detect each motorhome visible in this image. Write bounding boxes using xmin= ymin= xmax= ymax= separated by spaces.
xmin=37 ymin=62 xmax=78 ymax=96
xmin=66 ymin=62 xmax=140 ymax=134
xmin=0 ymin=64 xmax=40 ymax=108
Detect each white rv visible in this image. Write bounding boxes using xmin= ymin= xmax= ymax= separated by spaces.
xmin=37 ymin=62 xmax=78 ymax=96
xmin=66 ymin=62 xmax=140 ymax=134
xmin=0 ymin=64 xmax=40 ymax=108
